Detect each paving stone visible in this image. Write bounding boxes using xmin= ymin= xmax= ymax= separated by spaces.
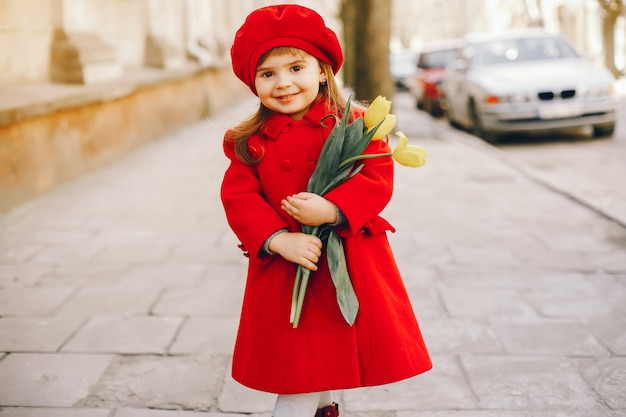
xmin=116 ymin=264 xmax=207 ymax=288
xmin=437 ymin=266 xmax=598 ymax=294
xmin=514 ymin=248 xmax=598 ymax=272
xmin=81 ymin=355 xmax=228 ymax=411
xmin=343 ymin=356 xmax=476 ymax=411
xmin=169 ymin=243 xmax=244 ymax=265
xmin=397 ymin=411 xmax=622 ymax=417
xmin=525 ymin=291 xmax=622 ymax=319
xmin=0 ymin=353 xmax=113 ymax=407
xmin=93 ymin=243 xmax=172 ymax=265
xmin=579 ymin=357 xmax=626 ymax=410
xmin=0 ymin=408 xmax=111 ymax=417
xmin=113 ymin=409 xmax=248 ymax=417
xmin=37 ymin=264 xmax=128 ymax=287
xmin=0 ymin=244 xmax=41 ymax=264
xmin=0 ymin=264 xmax=51 ymax=287
xmin=447 ymin=245 xmax=520 ymax=267
xmin=0 ymin=287 xmax=74 ymax=316
xmin=405 ymin=287 xmax=446 ymax=320
xmin=54 ymin=287 xmax=161 ymax=317
xmin=63 ymin=315 xmax=183 ymax=354
xmin=152 ymin=272 xmax=245 ymax=317
xmin=419 ymin=317 xmax=501 ymax=355
xmin=460 ymin=355 xmax=603 ymax=410
xmin=438 ymin=286 xmax=537 ymax=319
xmin=217 ymin=369 xmax=277 ymax=414
xmin=28 ymin=243 xmax=103 ymax=266
xmin=489 ymin=318 xmax=609 ymax=356
xmin=0 ymin=316 xmax=83 ymax=352
xmin=584 ymin=316 xmax=626 ymax=355
xmin=168 ymin=316 xmax=238 ymax=355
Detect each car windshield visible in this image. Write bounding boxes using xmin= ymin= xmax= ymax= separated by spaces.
xmin=419 ymin=48 xmax=459 ymax=69
xmin=474 ymin=35 xmax=579 ymax=65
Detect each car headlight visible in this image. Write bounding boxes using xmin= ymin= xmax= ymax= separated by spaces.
xmin=581 ymin=84 xmax=614 ymax=97
xmin=506 ymin=93 xmax=529 ymax=103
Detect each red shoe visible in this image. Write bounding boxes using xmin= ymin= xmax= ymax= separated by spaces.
xmin=315 ymin=402 xmax=339 ymax=417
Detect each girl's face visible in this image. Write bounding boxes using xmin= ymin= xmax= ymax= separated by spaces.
xmin=254 ymin=51 xmax=324 ymax=120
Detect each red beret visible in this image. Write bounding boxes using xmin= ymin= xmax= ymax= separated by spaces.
xmin=231 ymin=4 xmax=343 ymax=95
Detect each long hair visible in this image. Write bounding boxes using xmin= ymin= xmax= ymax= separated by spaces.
xmin=226 ymin=47 xmax=348 ymax=165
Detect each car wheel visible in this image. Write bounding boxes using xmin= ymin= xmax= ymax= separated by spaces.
xmin=469 ymin=100 xmax=499 ymax=143
xmin=431 ymin=104 xmax=444 ymax=118
xmin=592 ymin=122 xmax=615 ymax=138
xmin=445 ymin=104 xmax=461 ymax=128
xmin=423 ymin=99 xmax=433 ymax=115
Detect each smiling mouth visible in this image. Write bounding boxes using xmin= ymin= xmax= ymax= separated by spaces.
xmin=276 ymin=93 xmax=299 ymax=100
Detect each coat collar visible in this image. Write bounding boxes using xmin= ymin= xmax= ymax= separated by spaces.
xmin=260 ymin=99 xmax=335 ymax=140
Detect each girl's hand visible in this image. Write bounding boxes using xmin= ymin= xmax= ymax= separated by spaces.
xmin=268 ymin=231 xmax=322 ymax=271
xmin=281 ymin=192 xmax=338 ymax=226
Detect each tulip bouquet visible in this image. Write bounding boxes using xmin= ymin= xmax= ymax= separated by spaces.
xmin=290 ymin=96 xmax=427 ymax=328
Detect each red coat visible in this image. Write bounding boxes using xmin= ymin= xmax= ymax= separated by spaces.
xmin=220 ymin=99 xmax=432 ymax=394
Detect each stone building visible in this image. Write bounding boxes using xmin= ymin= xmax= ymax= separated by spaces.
xmin=0 ymin=0 xmax=338 ymax=211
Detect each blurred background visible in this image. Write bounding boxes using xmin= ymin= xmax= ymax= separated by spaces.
xmin=0 ymin=0 xmax=625 ymax=210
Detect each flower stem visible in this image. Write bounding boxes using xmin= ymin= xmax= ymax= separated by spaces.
xmin=337 ymin=152 xmax=392 ymax=170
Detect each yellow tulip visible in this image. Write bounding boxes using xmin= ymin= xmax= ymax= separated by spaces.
xmin=364 ymin=96 xmax=392 ymax=129
xmin=392 ymin=131 xmax=427 ymax=167
xmin=369 ymin=114 xmax=397 ymax=140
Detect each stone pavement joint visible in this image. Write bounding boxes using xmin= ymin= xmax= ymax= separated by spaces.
xmin=0 ymin=96 xmax=625 ymax=416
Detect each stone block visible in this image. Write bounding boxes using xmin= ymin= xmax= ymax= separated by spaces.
xmin=62 ymin=315 xmax=183 ymax=354
xmin=145 ymin=35 xmax=185 ymax=70
xmin=343 ymin=355 xmax=476 ymax=411
xmin=81 ymin=355 xmax=227 ymax=411
xmin=489 ymin=318 xmax=609 ymax=356
xmin=218 ymin=368 xmax=277 ymax=414
xmin=580 ymin=357 xmax=626 ymax=409
xmin=54 ymin=287 xmax=161 ymax=318
xmin=168 ymin=316 xmax=238 ymax=355
xmin=0 ymin=287 xmax=73 ymax=316
xmin=114 ymin=408 xmax=247 ymax=417
xmin=419 ymin=317 xmax=501 ymax=355
xmin=0 ymin=408 xmax=111 ymax=417
xmin=0 ymin=316 xmax=83 ymax=352
xmin=460 ymin=355 xmax=603 ymax=410
xmin=50 ymin=30 xmax=122 ymax=84
xmin=439 ymin=286 xmax=537 ymax=319
xmin=585 ymin=316 xmax=626 ymax=355
xmin=0 ymin=353 xmax=113 ymax=407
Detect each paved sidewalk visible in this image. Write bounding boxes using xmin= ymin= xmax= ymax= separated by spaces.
xmin=0 ymin=97 xmax=625 ymax=417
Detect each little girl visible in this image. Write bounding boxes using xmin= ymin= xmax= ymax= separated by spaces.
xmin=221 ymin=5 xmax=432 ymax=417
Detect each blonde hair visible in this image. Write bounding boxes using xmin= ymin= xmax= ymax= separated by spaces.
xmin=226 ymin=46 xmax=347 ymax=165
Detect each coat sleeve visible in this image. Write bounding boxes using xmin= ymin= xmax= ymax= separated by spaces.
xmin=220 ymin=136 xmax=289 ymax=261
xmin=323 ymin=138 xmax=395 ymax=236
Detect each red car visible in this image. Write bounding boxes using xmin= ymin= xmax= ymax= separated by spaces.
xmin=409 ymin=39 xmax=462 ymax=117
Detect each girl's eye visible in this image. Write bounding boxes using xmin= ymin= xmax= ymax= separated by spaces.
xmin=260 ymin=71 xmax=273 ymax=78
xmin=292 ymin=65 xmax=302 ymax=72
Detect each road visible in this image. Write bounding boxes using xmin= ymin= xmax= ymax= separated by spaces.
xmin=393 ymin=91 xmax=626 ymax=228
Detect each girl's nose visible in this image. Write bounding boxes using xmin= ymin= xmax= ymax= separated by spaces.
xmin=276 ymin=73 xmax=292 ymax=88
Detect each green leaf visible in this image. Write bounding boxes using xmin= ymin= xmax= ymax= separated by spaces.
xmin=307 ymin=100 xmax=353 ymax=195
xmin=326 ymin=230 xmax=359 ymax=325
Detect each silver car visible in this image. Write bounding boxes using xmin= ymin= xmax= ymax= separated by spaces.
xmin=442 ymin=29 xmax=619 ymax=143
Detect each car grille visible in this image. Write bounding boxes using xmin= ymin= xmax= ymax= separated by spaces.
xmin=538 ymin=89 xmax=576 ymax=100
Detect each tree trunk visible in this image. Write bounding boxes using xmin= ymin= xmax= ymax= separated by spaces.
xmin=603 ymin=10 xmax=621 ymax=77
xmin=598 ymin=0 xmax=624 ymax=78
xmin=341 ymin=0 xmax=393 ymax=101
